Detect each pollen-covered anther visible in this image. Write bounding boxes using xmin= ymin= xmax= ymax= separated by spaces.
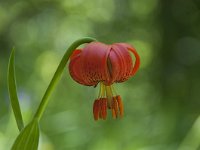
xmin=101 ymin=98 xmax=107 ymax=120
xmin=116 ymin=95 xmax=124 ymax=118
xmin=111 ymin=97 xmax=118 ymax=119
xmin=93 ymin=99 xmax=100 ymax=121
xmin=93 ymin=98 xmax=108 ymax=121
xmin=111 ymin=96 xmax=124 ymax=119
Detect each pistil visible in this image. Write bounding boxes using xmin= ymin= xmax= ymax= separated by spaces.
xmin=105 ymin=85 xmax=113 ymax=108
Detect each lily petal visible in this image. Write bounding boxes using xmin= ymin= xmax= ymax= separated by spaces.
xmin=69 ymin=50 xmax=86 ymax=85
xmin=109 ymin=43 xmax=133 ymax=83
xmin=80 ymin=42 xmax=111 ymax=85
xmin=70 ymin=49 xmax=82 ymax=60
xmin=117 ymin=43 xmax=140 ymax=76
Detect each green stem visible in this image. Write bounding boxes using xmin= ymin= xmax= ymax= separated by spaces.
xmin=33 ymin=37 xmax=96 ymax=121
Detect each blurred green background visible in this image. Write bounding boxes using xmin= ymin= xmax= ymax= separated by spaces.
xmin=1 ymin=0 xmax=200 ymax=149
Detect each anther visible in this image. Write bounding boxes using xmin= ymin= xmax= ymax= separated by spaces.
xmin=93 ymin=99 xmax=100 ymax=121
xmin=93 ymin=98 xmax=108 ymax=121
xmin=101 ymin=98 xmax=107 ymax=120
xmin=116 ymin=95 xmax=124 ymax=118
xmin=112 ymin=97 xmax=119 ymax=118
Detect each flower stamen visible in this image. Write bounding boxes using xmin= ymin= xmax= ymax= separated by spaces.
xmin=101 ymin=98 xmax=107 ymax=120
xmin=112 ymin=97 xmax=119 ymax=118
xmin=116 ymin=95 xmax=124 ymax=118
xmin=93 ymin=82 xmax=124 ymax=120
xmin=105 ymin=85 xmax=113 ymax=108
xmin=93 ymin=99 xmax=100 ymax=121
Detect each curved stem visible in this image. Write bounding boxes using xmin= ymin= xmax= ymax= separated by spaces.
xmin=33 ymin=37 xmax=96 ymax=121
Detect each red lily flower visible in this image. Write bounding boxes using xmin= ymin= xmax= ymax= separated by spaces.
xmin=69 ymin=42 xmax=140 ymax=120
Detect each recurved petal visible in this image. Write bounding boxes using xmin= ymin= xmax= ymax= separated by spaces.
xmin=70 ymin=49 xmax=82 ymax=60
xmin=109 ymin=43 xmax=133 ymax=83
xmin=117 ymin=43 xmax=140 ymax=76
xmin=69 ymin=50 xmax=86 ymax=85
xmin=80 ymin=42 xmax=111 ymax=85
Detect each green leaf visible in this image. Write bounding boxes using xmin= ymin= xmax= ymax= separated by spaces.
xmin=8 ymin=49 xmax=24 ymax=131
xmin=11 ymin=119 xmax=40 ymax=150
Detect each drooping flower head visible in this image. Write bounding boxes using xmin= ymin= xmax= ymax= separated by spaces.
xmin=69 ymin=42 xmax=140 ymax=120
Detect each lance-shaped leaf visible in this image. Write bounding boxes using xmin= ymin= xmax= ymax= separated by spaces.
xmin=8 ymin=49 xmax=24 ymax=131
xmin=11 ymin=119 xmax=40 ymax=150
